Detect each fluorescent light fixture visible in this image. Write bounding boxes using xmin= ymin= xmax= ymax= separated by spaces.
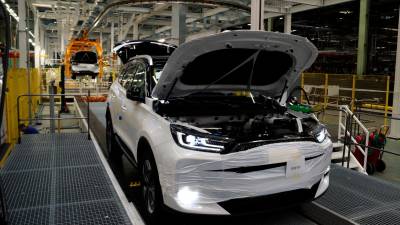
xmin=1 ymin=1 xmax=19 ymax=22
xmin=1 ymin=0 xmax=19 ymax=22
xmin=31 ymin=3 xmax=52 ymax=8
xmin=339 ymin=10 xmax=352 ymax=15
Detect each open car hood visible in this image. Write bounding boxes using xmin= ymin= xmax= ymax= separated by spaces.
xmin=114 ymin=40 xmax=177 ymax=64
xmin=152 ymin=31 xmax=318 ymax=100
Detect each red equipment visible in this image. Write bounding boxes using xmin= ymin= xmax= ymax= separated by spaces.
xmin=354 ymin=126 xmax=388 ymax=174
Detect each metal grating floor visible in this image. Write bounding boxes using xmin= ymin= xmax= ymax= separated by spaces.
xmin=1 ymin=133 xmax=132 ymax=225
xmin=316 ymin=165 xmax=400 ymax=225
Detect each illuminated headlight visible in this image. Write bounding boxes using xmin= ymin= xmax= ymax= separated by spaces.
xmin=170 ymin=124 xmax=230 ymax=153
xmin=313 ymin=126 xmax=329 ymax=143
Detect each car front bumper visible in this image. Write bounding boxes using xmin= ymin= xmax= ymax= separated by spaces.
xmin=157 ymin=139 xmax=332 ymax=215
xmin=71 ymin=64 xmax=99 ymax=74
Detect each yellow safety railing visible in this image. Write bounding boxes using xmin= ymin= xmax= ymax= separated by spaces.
xmin=301 ymin=73 xmax=391 ymax=126
xmin=5 ymin=68 xmax=41 ymax=146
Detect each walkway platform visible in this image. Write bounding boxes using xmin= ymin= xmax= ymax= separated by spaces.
xmin=1 ymin=133 xmax=133 ymax=225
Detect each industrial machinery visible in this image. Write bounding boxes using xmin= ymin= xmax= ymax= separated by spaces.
xmin=64 ymin=30 xmax=103 ymax=80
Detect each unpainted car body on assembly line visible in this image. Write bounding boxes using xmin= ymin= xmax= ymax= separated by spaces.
xmin=70 ymin=51 xmax=100 ymax=79
xmin=106 ymin=31 xmax=332 ymax=219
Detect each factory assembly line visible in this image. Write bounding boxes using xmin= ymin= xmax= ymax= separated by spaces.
xmin=0 ymin=0 xmax=400 ymax=225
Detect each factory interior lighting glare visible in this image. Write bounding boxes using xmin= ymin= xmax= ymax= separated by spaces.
xmin=1 ymin=0 xmax=19 ymax=22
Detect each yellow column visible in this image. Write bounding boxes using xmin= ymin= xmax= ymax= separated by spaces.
xmin=384 ymin=75 xmax=390 ymax=126
xmin=351 ymin=75 xmax=356 ymax=111
xmin=324 ymin=73 xmax=328 ymax=109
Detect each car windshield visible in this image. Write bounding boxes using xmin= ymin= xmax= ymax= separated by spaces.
xmin=72 ymin=51 xmax=98 ymax=64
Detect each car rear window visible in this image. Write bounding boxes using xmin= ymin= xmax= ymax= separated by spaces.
xmin=180 ymin=49 xmax=293 ymax=86
xmin=72 ymin=51 xmax=98 ymax=64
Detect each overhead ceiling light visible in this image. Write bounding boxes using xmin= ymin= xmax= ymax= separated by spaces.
xmin=32 ymin=3 xmax=52 ymax=8
xmin=339 ymin=10 xmax=352 ymax=15
xmin=1 ymin=0 xmax=19 ymax=22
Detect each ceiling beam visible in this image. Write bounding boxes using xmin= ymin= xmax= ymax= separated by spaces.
xmin=284 ymin=0 xmax=322 ymax=6
xmin=143 ymin=7 xmax=229 ymax=38
xmin=265 ymin=0 xmax=355 ymax=18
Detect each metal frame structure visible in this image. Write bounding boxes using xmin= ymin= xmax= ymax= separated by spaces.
xmin=21 ymin=0 xmax=356 ymax=59
xmin=16 ymin=92 xmax=92 ymax=144
xmin=64 ymin=33 xmax=104 ymax=79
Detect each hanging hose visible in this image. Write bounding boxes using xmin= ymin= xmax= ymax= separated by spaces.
xmin=0 ymin=2 xmax=10 ymax=224
xmin=288 ymin=86 xmax=311 ymax=105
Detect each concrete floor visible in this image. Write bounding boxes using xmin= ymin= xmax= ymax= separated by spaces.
xmin=374 ymin=138 xmax=400 ymax=184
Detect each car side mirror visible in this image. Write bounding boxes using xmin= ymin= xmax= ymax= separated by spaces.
xmin=127 ymin=87 xmax=145 ymax=103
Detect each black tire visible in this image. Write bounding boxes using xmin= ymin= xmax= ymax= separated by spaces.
xmin=367 ymin=162 xmax=375 ymax=175
xmin=139 ymin=149 xmax=163 ymax=223
xmin=106 ymin=114 xmax=122 ymax=159
xmin=376 ymin=159 xmax=386 ymax=172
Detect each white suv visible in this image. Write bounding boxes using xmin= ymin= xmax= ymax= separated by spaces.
xmin=106 ymin=32 xmax=332 ymax=219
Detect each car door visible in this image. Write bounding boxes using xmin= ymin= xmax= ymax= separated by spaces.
xmin=113 ymin=64 xmax=137 ymax=136
xmin=119 ymin=61 xmax=148 ymax=153
xmin=108 ymin=67 xmax=125 ymax=134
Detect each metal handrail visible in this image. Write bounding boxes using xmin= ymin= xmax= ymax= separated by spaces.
xmin=338 ymin=105 xmax=369 ymax=173
xmin=17 ymin=91 xmax=91 ymax=143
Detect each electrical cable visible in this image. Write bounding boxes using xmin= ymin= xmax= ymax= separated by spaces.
xmin=289 ymin=86 xmax=311 ymax=105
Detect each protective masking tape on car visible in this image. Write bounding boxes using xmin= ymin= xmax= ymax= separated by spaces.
xmin=267 ymin=148 xmax=300 ymax=164
xmin=160 ymin=141 xmax=332 ymax=206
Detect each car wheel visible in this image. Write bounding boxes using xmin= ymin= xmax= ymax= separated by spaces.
xmin=367 ymin=162 xmax=375 ymax=175
xmin=376 ymin=159 xmax=386 ymax=172
xmin=140 ymin=150 xmax=162 ymax=222
xmin=106 ymin=115 xmax=122 ymax=159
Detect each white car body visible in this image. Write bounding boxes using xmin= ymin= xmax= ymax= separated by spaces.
xmin=71 ymin=63 xmax=99 ymax=74
xmin=107 ymin=31 xmax=332 ymax=216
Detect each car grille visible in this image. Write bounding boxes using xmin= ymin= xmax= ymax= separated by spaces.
xmin=225 ymin=137 xmax=315 ymax=154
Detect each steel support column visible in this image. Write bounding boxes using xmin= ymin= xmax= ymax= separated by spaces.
xmin=133 ymin=22 xmax=139 ymax=40
xmin=284 ymin=13 xmax=292 ymax=34
xmin=34 ymin=11 xmax=40 ymax=69
xmin=390 ymin=5 xmax=400 ymax=139
xmin=110 ymin=21 xmax=114 ymax=54
xmin=118 ymin=14 xmax=124 ymax=42
xmin=251 ymin=0 xmax=265 ymax=31
xmin=17 ymin=0 xmax=27 ymax=68
xmin=60 ymin=22 xmax=65 ymax=56
xmin=356 ymin=0 xmax=370 ymax=75
xmin=267 ymin=18 xmax=273 ymax=31
xmin=171 ymin=3 xmax=187 ymax=45
xmin=40 ymin=27 xmax=45 ymax=66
